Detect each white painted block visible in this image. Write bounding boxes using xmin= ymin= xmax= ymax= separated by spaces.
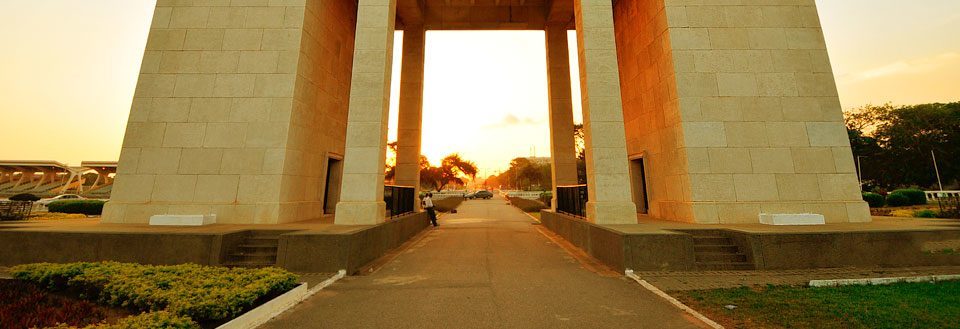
xmin=149 ymin=214 xmax=217 ymax=226
xmin=759 ymin=213 xmax=825 ymax=225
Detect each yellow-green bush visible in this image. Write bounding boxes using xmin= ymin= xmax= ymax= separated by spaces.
xmin=48 ymin=311 xmax=198 ymax=329
xmin=12 ymin=262 xmax=298 ymax=323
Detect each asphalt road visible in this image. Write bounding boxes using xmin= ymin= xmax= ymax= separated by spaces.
xmin=262 ymin=196 xmax=706 ymax=328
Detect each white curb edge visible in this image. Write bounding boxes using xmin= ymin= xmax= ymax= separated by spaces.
xmin=625 ymin=269 xmax=724 ymax=329
xmin=809 ymin=274 xmax=960 ymax=287
xmin=217 ymin=269 xmax=347 ymax=329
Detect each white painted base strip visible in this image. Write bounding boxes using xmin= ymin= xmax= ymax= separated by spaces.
xmin=625 ymin=269 xmax=724 ymax=329
xmin=305 ymin=269 xmax=347 ymax=298
xmin=149 ymin=214 xmax=217 ymax=226
xmin=217 ymin=283 xmax=307 ymax=329
xmin=217 ymin=269 xmax=347 ymax=329
xmin=759 ymin=213 xmax=825 ymax=225
xmin=809 ymin=274 xmax=960 ymax=287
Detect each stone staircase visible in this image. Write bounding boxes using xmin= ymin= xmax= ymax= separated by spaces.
xmin=688 ymin=230 xmax=754 ymax=270
xmin=221 ymin=231 xmax=284 ymax=268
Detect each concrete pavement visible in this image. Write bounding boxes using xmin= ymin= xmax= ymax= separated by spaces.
xmin=262 ymin=196 xmax=706 ymax=328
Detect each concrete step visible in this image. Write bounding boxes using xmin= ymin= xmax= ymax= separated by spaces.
xmin=237 ymin=244 xmax=278 ymax=250
xmin=695 ymin=252 xmax=748 ymax=263
xmin=695 ymin=262 xmax=755 ymax=271
xmin=221 ymin=261 xmax=276 ymax=269
xmin=694 ymin=244 xmax=739 ymax=253
xmin=246 ymin=236 xmax=280 ymax=243
xmin=692 ymin=236 xmax=732 ymax=245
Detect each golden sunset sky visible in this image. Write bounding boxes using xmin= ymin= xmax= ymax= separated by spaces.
xmin=0 ymin=1 xmax=957 ymax=173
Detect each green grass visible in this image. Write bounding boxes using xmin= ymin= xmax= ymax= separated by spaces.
xmin=676 ymin=281 xmax=960 ymax=329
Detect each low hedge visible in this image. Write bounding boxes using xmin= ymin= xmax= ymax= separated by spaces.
xmin=885 ymin=193 xmax=911 ymax=207
xmin=50 ymin=311 xmax=197 ymax=329
xmin=9 ymin=193 xmax=40 ymax=202
xmin=862 ymin=192 xmax=885 ymax=208
xmin=46 ymin=200 xmax=106 ymax=215
xmin=914 ymin=210 xmax=938 ymax=218
xmin=507 ymin=196 xmax=548 ymax=213
xmin=11 ymin=262 xmax=298 ymax=323
xmin=891 ymin=188 xmax=927 ymax=205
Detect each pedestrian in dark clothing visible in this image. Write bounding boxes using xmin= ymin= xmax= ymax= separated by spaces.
xmin=423 ymin=192 xmax=438 ymax=227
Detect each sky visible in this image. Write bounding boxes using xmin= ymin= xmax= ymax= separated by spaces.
xmin=0 ymin=1 xmax=957 ymax=172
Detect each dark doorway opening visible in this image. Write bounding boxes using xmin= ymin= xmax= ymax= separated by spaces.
xmin=629 ymin=157 xmax=649 ymax=214
xmin=323 ymin=157 xmax=343 ymax=215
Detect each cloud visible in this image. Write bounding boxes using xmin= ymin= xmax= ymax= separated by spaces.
xmin=840 ymin=52 xmax=960 ymax=84
xmin=484 ymin=114 xmax=544 ymax=128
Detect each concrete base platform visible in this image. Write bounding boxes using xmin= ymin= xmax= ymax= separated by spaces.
xmin=540 ymin=211 xmax=960 ymax=271
xmin=0 ymin=212 xmax=430 ymax=274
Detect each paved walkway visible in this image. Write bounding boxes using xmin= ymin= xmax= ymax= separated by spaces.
xmin=263 ymin=197 xmax=705 ymax=328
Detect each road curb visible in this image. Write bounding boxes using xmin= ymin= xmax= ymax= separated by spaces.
xmin=809 ymin=274 xmax=960 ymax=287
xmin=625 ymin=269 xmax=724 ymax=329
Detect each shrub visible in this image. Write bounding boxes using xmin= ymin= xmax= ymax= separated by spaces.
xmin=885 ymin=193 xmax=911 ymax=207
xmin=11 ymin=262 xmax=299 ymax=323
xmin=9 ymin=193 xmax=40 ymax=202
xmin=914 ymin=209 xmax=938 ymax=218
xmin=507 ymin=196 xmax=548 ymax=213
xmin=862 ymin=192 xmax=885 ymax=208
xmin=46 ymin=200 xmax=106 ymax=215
xmin=0 ymin=279 xmax=110 ymax=329
xmin=891 ymin=188 xmax=927 ymax=205
xmin=49 ymin=311 xmax=198 ymax=329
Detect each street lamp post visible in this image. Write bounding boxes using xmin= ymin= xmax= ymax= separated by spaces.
xmin=932 ymin=150 xmax=944 ymax=191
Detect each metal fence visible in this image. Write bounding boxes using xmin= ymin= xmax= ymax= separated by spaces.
xmin=928 ymin=192 xmax=960 ymax=218
xmin=384 ymin=185 xmax=416 ymax=218
xmin=0 ymin=201 xmax=33 ymax=221
xmin=556 ymin=185 xmax=588 ymax=218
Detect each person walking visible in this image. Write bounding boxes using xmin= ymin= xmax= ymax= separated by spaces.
xmin=423 ymin=192 xmax=438 ymax=227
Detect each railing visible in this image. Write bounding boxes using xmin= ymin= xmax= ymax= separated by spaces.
xmin=384 ymin=185 xmax=416 ymax=218
xmin=556 ymin=185 xmax=588 ymax=218
xmin=927 ymin=191 xmax=960 ymax=219
xmin=0 ymin=201 xmax=33 ymax=221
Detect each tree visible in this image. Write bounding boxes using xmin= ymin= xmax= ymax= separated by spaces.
xmin=419 ymin=154 xmax=478 ymax=191
xmin=384 ymin=141 xmax=398 ymax=183
xmin=844 ymin=102 xmax=959 ymax=190
xmin=573 ymin=123 xmax=587 ymax=184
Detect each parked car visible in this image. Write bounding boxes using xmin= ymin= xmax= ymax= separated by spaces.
xmin=37 ymin=194 xmax=85 ymax=206
xmin=472 ymin=190 xmax=494 ymax=199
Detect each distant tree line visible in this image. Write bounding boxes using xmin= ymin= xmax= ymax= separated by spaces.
xmin=845 ymin=102 xmax=959 ymax=191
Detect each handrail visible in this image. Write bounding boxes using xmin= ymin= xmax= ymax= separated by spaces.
xmin=556 ymin=184 xmax=588 ymax=218
xmin=384 ymin=185 xmax=416 ymax=218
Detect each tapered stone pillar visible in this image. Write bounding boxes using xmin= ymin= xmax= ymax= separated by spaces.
xmin=545 ymin=24 xmax=579 ymax=210
xmin=335 ymin=0 xmax=398 ymax=225
xmin=395 ymin=26 xmax=426 ymax=211
xmin=573 ymin=0 xmax=637 ymax=224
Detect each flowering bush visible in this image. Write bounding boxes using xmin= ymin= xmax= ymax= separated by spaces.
xmin=12 ymin=262 xmax=298 ymax=323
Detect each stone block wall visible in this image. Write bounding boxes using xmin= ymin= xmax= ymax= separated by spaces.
xmin=105 ymin=0 xmax=357 ymax=224
xmin=614 ymin=0 xmax=870 ymax=223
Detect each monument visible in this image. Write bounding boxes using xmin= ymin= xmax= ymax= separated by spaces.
xmin=104 ymin=0 xmax=869 ymax=225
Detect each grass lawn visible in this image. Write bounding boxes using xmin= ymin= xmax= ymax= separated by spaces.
xmin=675 ymin=280 xmax=960 ymax=329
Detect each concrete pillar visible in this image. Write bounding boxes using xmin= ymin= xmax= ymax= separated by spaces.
xmin=573 ymin=0 xmax=637 ymax=224
xmin=335 ymin=0 xmax=399 ymax=225
xmin=545 ymin=24 xmax=579 ymax=210
xmin=395 ymin=26 xmax=426 ymax=211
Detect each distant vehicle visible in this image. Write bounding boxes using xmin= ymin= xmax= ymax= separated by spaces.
xmin=37 ymin=194 xmax=85 ymax=206
xmin=470 ymin=190 xmax=494 ymax=200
